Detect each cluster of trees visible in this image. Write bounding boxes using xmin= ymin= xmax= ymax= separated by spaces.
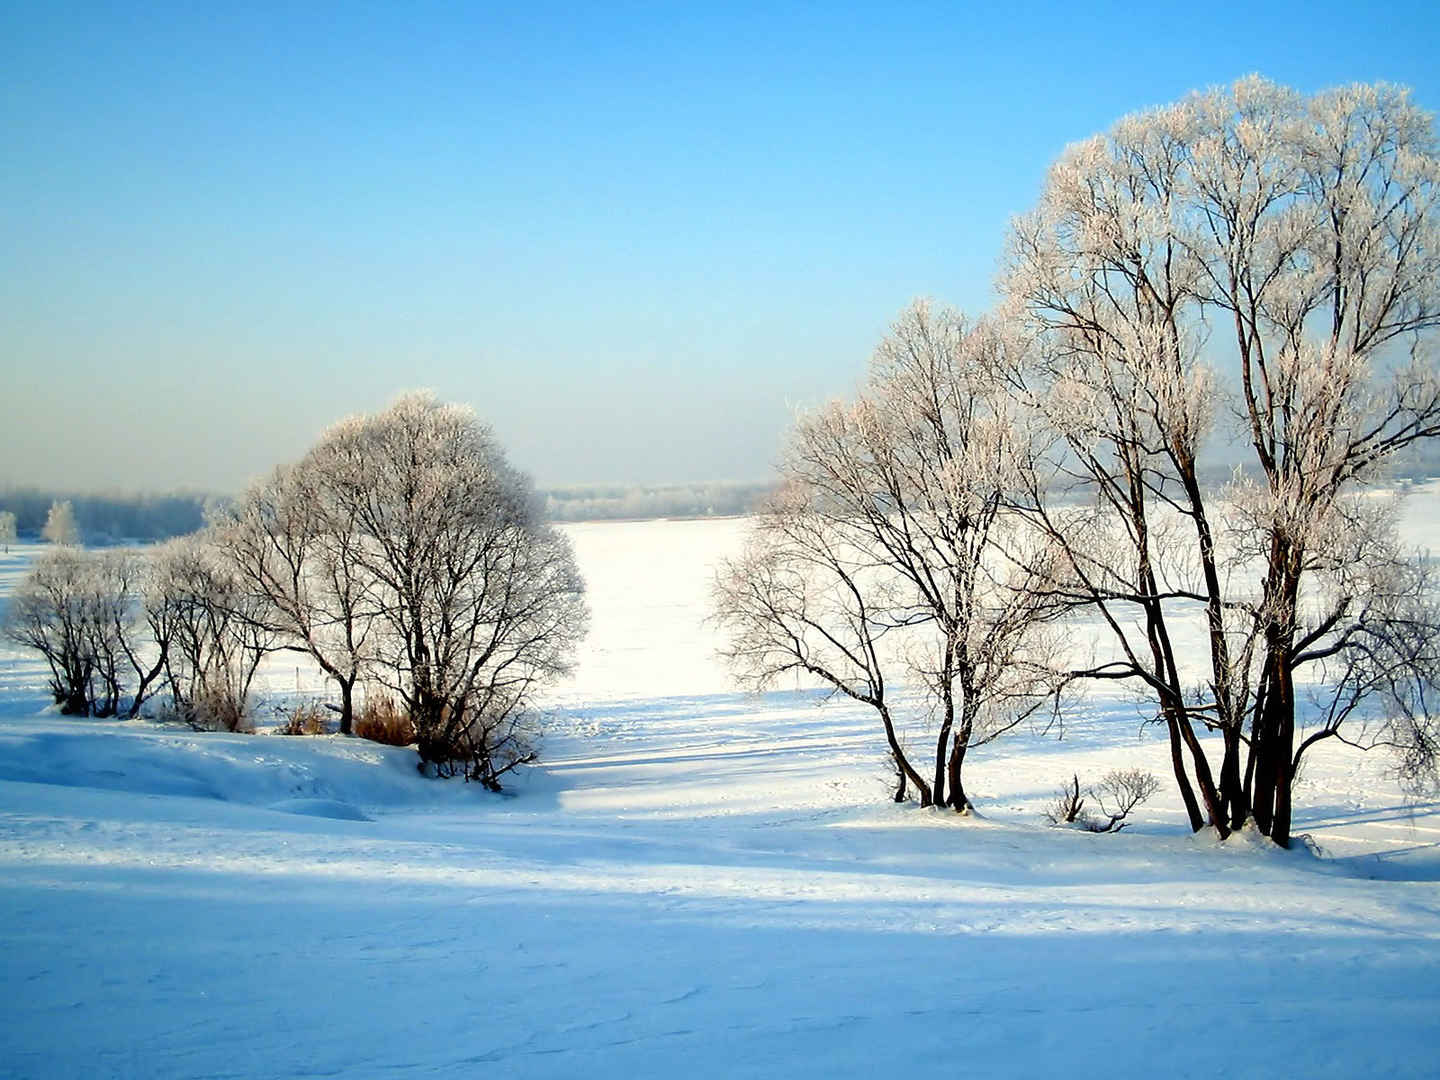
xmin=0 ymin=489 xmax=210 ymax=545
xmin=542 ymin=482 xmax=773 ymax=522
xmin=7 ymin=77 xmax=1438 ymax=839
xmin=4 ymin=394 xmax=587 ymax=788
xmin=715 ymin=77 xmax=1440 ymax=847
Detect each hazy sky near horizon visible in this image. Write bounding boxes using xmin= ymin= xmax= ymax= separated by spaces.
xmin=6 ymin=2 xmax=1440 ymax=493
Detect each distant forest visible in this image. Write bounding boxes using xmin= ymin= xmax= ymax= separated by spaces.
xmin=541 ymin=482 xmax=773 ymax=522
xmin=8 ymin=455 xmax=1440 ymax=544
xmin=0 ymin=489 xmax=213 ymax=544
xmin=0 ymin=482 xmax=776 ymax=544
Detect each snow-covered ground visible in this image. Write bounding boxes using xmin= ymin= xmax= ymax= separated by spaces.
xmin=2 ymin=508 xmax=1440 ymax=1078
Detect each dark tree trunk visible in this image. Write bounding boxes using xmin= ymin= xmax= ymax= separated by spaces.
xmin=1251 ymin=647 xmax=1296 ymax=848
xmin=1251 ymin=701 xmax=1277 ymax=835
xmin=128 ymin=656 xmax=167 ymax=719
xmin=878 ymin=702 xmax=932 ymax=807
xmin=1165 ymin=711 xmax=1204 ymax=831
xmin=933 ymin=722 xmax=951 ymax=809
xmin=1271 ymin=645 xmax=1297 ymax=849
xmin=338 ymin=679 xmax=355 ymax=736
xmin=947 ymin=736 xmax=974 ymax=814
xmin=1178 ymin=713 xmax=1229 ymax=837
xmin=1182 ymin=459 xmax=1247 ymax=833
xmin=1220 ymin=725 xmax=1248 ymax=832
xmin=1247 ymin=535 xmax=1304 ymax=847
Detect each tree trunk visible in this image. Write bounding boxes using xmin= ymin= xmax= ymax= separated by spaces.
xmin=933 ymin=645 xmax=959 ymax=808
xmin=1251 ymin=552 xmax=1301 ymax=847
xmin=1177 ymin=711 xmax=1229 ymax=837
xmin=946 ymin=736 xmax=974 ymax=814
xmin=879 ymin=703 xmax=931 ymax=807
xmin=128 ymin=655 xmax=167 ymax=719
xmin=1181 ymin=459 xmax=1246 ymax=833
xmin=1219 ymin=725 xmax=1248 ymax=832
xmin=933 ymin=720 xmax=952 ymax=809
xmin=1252 ymin=647 xmax=1296 ymax=847
xmin=338 ymin=679 xmax=355 ymax=736
xmin=1165 ymin=711 xmax=1204 ymax=831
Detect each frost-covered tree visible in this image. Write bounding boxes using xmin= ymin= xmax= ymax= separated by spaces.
xmin=714 ymin=302 xmax=1062 ymax=810
xmin=214 ymin=463 xmax=375 ymax=735
xmin=1004 ymin=76 xmax=1440 ymax=845
xmin=42 ymin=500 xmax=79 ymax=546
xmin=4 ymin=548 xmax=97 ymax=713
xmin=91 ymin=549 xmax=171 ymax=719
xmin=1 ymin=546 xmax=160 ymax=717
xmin=0 ymin=510 xmax=16 ymax=551
xmin=75 ymin=550 xmax=135 ymax=717
xmin=153 ymin=535 xmax=278 ymax=731
xmin=301 ymin=393 xmax=587 ymax=786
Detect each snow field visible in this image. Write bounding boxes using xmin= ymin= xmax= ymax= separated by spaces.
xmin=1 ymin=513 xmax=1439 ymax=1077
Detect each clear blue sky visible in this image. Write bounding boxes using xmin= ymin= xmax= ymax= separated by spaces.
xmin=5 ymin=1 xmax=1439 ymax=492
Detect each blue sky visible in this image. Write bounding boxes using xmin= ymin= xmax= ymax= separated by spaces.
xmin=5 ymin=1 xmax=1439 ymax=491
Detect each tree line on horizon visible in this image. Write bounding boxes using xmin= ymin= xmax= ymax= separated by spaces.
xmin=0 ymin=481 xmax=783 ymax=545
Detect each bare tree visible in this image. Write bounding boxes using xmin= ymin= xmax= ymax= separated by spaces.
xmin=3 ymin=548 xmax=96 ymax=713
xmin=715 ymin=484 xmax=933 ymax=802
xmin=152 ymin=536 xmax=278 ymax=731
xmin=4 ymin=546 xmax=171 ymax=718
xmin=76 ymin=550 xmax=132 ymax=717
xmin=1087 ymin=769 xmax=1161 ymax=831
xmin=0 ymin=510 xmax=16 ymax=552
xmin=95 ymin=549 xmax=172 ymax=719
xmin=1044 ymin=770 xmax=1159 ymax=832
xmin=715 ymin=302 xmax=1063 ymax=811
xmin=303 ymin=393 xmax=587 ymax=786
xmin=213 ymin=462 xmax=375 ymax=734
xmin=1005 ymin=76 xmax=1440 ymax=845
xmin=42 ymin=500 xmax=79 ymax=546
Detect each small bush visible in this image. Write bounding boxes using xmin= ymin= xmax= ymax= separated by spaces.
xmin=1044 ymin=773 xmax=1088 ymax=826
xmin=1089 ymin=768 xmax=1160 ymax=826
xmin=1044 ymin=769 xmax=1159 ymax=832
xmin=353 ymin=693 xmax=415 ymax=747
xmin=182 ymin=685 xmax=254 ymax=734
xmin=413 ymin=702 xmax=539 ymax=789
xmin=277 ymin=701 xmax=330 ymax=736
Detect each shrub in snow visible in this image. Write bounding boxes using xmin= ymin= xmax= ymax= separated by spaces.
xmin=352 ymin=692 xmax=415 ymax=747
xmin=276 ymin=701 xmax=330 ymax=737
xmin=1044 ymin=774 xmax=1089 ymax=828
xmin=181 ymin=685 xmax=255 ymax=734
xmin=1045 ymin=770 xmax=1159 ymax=833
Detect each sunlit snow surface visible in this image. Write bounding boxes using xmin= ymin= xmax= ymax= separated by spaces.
xmin=2 ymin=502 xmax=1440 ymax=1078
